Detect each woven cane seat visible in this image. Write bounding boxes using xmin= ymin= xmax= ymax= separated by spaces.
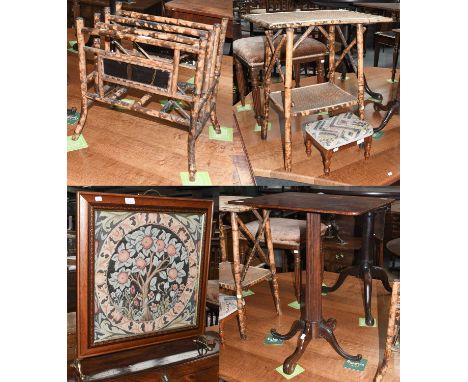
xmin=219 ymin=261 xmax=271 ymax=290
xmin=233 ymin=35 xmax=327 ymax=67
xmin=242 ymin=218 xmax=327 ymax=247
xmin=304 ymin=112 xmax=373 ymax=150
xmin=219 ymin=293 xmax=239 ymax=320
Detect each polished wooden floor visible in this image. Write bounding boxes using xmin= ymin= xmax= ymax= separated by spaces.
xmin=220 ymin=272 xmax=399 ymax=382
xmin=234 ymin=67 xmax=400 ymax=185
xmin=67 ymin=30 xmax=253 ymax=185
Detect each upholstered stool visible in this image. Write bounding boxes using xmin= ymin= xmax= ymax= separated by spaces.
xmin=243 ymin=218 xmax=326 ymax=302
xmin=218 ymin=195 xmax=281 ymax=340
xmin=234 ymin=35 xmax=328 ymax=126
xmin=304 ymin=112 xmax=374 ymax=175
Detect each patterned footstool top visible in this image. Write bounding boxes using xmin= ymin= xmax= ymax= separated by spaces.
xmin=304 ymin=112 xmax=373 ymax=150
xmin=219 ymin=293 xmax=239 ymax=320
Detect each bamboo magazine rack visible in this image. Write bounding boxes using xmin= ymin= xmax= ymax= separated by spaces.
xmin=72 ymin=2 xmax=228 ymax=180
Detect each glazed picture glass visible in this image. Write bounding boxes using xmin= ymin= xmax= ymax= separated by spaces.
xmin=93 ymin=210 xmax=205 ymax=343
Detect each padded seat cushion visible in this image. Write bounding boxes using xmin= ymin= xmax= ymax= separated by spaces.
xmin=234 ymin=35 xmax=327 ymax=66
xmin=304 ymin=112 xmax=373 ymax=150
xmin=243 ymin=218 xmax=326 ymax=247
xmin=219 ymin=293 xmax=239 ymax=320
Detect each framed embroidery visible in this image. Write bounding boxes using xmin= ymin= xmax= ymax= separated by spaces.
xmin=76 ymin=192 xmax=213 ymax=358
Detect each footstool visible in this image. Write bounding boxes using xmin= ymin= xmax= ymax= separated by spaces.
xmin=304 ymin=112 xmax=373 ymax=175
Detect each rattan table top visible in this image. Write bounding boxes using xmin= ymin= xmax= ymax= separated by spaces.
xmin=243 ymin=10 xmax=392 ymax=29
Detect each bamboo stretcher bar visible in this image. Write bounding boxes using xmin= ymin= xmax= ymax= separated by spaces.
xmin=72 ymin=3 xmax=228 ymax=181
xmin=81 ymin=27 xmax=202 ymax=54
xmin=119 ymin=10 xmax=215 ymax=32
xmin=108 ymin=15 xmax=209 ymax=38
xmin=97 ymin=21 xmax=201 ymax=45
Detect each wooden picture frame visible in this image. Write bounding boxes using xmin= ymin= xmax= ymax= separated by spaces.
xmin=76 ymin=192 xmax=213 ymax=359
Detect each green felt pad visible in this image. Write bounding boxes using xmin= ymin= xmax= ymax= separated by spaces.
xmin=367 ymin=97 xmax=382 ymax=103
xmin=275 ymin=364 xmax=305 ymax=379
xmin=180 ymin=171 xmax=212 ymax=186
xmin=186 ymin=76 xmax=194 ymax=84
xmin=242 ymin=289 xmax=254 ymax=297
xmin=359 ymin=317 xmax=377 ymax=327
xmin=321 ymin=282 xmax=328 ymax=296
xmin=254 ymin=122 xmax=272 ymax=132
xmin=372 ymin=131 xmax=384 ymax=140
xmin=386 ymin=78 xmax=399 ymax=84
xmin=315 ymin=111 xmax=329 ymax=116
xmin=67 ymin=135 xmax=88 ymax=152
xmin=264 ymin=334 xmax=283 ymax=345
xmin=343 ymin=359 xmax=368 ymax=372
xmin=67 ymin=112 xmax=80 ymax=125
xmin=288 ymin=300 xmax=300 ymax=310
xmin=237 ymin=104 xmax=253 ymax=112
xmin=208 ymin=125 xmax=233 ymax=142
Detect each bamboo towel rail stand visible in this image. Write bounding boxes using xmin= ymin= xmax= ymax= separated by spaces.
xmin=72 ymin=1 xmax=228 ymax=181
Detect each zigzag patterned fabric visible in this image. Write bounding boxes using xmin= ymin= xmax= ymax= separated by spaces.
xmin=304 ymin=112 xmax=373 ymax=150
xmin=219 ymin=293 xmax=239 ymax=320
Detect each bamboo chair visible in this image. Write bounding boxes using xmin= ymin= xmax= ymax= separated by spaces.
xmin=218 ymin=196 xmax=281 ymax=340
xmin=72 ymin=2 xmax=228 ymax=181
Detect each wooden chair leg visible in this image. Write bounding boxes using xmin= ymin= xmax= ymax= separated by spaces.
xmin=364 ymin=136 xmax=372 ymax=159
xmin=374 ymin=41 xmax=380 ymax=67
xmin=234 ymin=56 xmax=246 ymax=106
xmin=317 ymin=58 xmax=325 ymax=84
xmin=293 ymin=249 xmax=300 ymax=302
xmin=305 ymin=136 xmax=312 ymax=156
xmin=322 ymin=149 xmax=333 ymax=175
xmin=250 ymin=68 xmax=262 ymax=127
xmin=263 ymin=210 xmax=282 ymax=315
xmin=281 ymin=249 xmax=288 ymax=273
xmin=391 ymin=34 xmax=400 ymax=82
xmin=187 ymin=118 xmax=197 ymax=181
xmin=293 ymin=62 xmax=301 ymax=88
xmin=210 ymin=109 xmax=221 ymax=134
xmin=230 ymin=211 xmax=247 ymax=339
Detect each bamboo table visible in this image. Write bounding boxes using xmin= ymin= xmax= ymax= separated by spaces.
xmin=243 ymin=10 xmax=392 ymax=172
xmin=230 ymin=192 xmax=393 ymax=374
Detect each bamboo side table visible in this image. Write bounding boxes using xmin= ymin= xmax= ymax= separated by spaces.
xmin=230 ymin=192 xmax=393 ymax=375
xmin=243 ymin=10 xmax=392 ymax=172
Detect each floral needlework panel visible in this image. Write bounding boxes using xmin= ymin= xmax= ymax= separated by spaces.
xmin=93 ymin=211 xmax=205 ymax=343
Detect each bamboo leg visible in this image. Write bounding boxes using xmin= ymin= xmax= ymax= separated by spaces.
xmin=187 ymin=119 xmax=197 ymax=181
xmin=262 ymin=30 xmax=274 ymax=140
xmin=328 ymin=25 xmax=336 ymax=84
xmin=250 ymin=68 xmax=262 ymax=127
xmin=284 ymin=28 xmax=294 ymax=172
xmin=72 ymin=18 xmax=89 ymax=140
xmin=219 ymin=212 xmax=227 ymax=262
xmin=391 ymin=32 xmax=400 ymax=83
xmin=210 ymin=110 xmax=221 ymax=134
xmin=357 ymin=24 xmax=365 ymax=121
xmin=263 ymin=210 xmax=282 ymax=315
xmin=231 ymin=211 xmax=247 ymax=339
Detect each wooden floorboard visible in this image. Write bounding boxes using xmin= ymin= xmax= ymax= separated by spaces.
xmin=234 ymin=67 xmax=400 ymax=185
xmin=67 ymin=30 xmax=253 ymax=186
xmin=220 ymin=272 xmax=399 ymax=382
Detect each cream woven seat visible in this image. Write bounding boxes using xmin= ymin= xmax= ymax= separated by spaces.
xmin=304 ymin=112 xmax=374 ymax=175
xmin=219 ymin=261 xmax=271 ymax=290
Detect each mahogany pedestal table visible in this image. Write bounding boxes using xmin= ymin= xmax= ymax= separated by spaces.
xmin=230 ymin=192 xmax=393 ymax=375
xmin=243 ymin=10 xmax=392 ymax=172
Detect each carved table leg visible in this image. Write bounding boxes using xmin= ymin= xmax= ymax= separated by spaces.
xmin=271 ymin=319 xmax=305 ymax=340
xmin=320 ymin=319 xmax=362 ymax=362
xmin=283 ymin=321 xmax=312 ymax=374
xmin=322 ymin=265 xmax=359 ymax=293
xmin=363 ymin=266 xmax=374 ymax=326
xmin=372 ymin=266 xmax=392 ymax=293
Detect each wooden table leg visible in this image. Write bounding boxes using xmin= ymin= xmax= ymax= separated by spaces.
xmin=271 ymin=213 xmax=361 ymax=374
xmin=283 ymin=28 xmax=294 ymax=172
xmin=323 ymin=210 xmax=392 ymax=326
